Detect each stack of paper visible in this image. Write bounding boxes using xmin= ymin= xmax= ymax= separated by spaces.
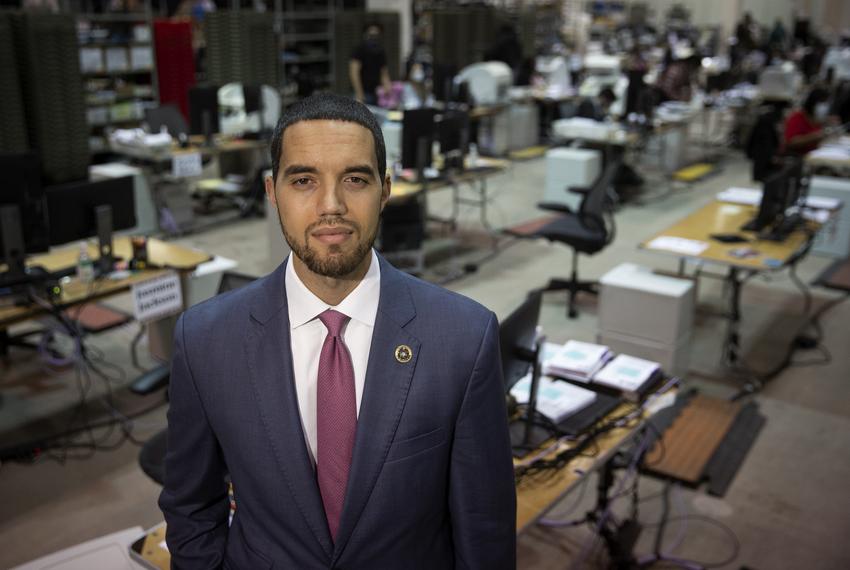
xmin=510 ymin=373 xmax=597 ymax=423
xmin=716 ymin=187 xmax=762 ymax=206
xmin=593 ymin=354 xmax=661 ymax=399
xmin=543 ymin=340 xmax=612 ymax=382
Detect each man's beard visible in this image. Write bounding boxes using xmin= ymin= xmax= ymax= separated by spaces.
xmin=280 ymin=216 xmax=378 ymax=278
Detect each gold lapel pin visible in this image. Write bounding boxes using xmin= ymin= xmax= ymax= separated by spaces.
xmin=394 ymin=345 xmax=413 ymax=363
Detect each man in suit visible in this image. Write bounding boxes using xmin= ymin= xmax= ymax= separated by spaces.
xmin=159 ymin=92 xmax=516 ymax=569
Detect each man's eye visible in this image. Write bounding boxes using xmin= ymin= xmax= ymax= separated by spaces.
xmin=346 ymin=176 xmax=368 ymax=185
xmin=292 ymin=178 xmax=312 ymax=186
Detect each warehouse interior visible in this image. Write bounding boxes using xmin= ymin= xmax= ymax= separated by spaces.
xmin=1 ymin=1 xmax=850 ymax=568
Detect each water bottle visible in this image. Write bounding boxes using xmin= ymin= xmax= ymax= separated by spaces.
xmin=77 ymin=242 xmax=95 ymax=284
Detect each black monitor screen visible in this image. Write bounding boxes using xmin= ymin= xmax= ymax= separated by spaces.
xmin=499 ymin=291 xmax=542 ymax=391
xmin=0 ymin=153 xmax=49 ymax=260
xmin=189 ymin=85 xmax=221 ymax=137
xmin=145 ymin=104 xmax=189 ymax=138
xmin=46 ymin=176 xmax=136 ymax=246
xmin=432 ymin=64 xmax=457 ymax=103
xmin=437 ymin=109 xmax=469 ymax=156
xmin=401 ymin=108 xmax=437 ymax=170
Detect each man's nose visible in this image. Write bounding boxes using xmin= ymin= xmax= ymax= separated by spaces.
xmin=317 ymin=183 xmax=346 ymax=216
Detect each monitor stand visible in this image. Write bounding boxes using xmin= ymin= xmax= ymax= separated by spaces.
xmin=96 ymin=204 xmax=115 ymax=276
xmin=510 ymin=336 xmax=552 ymax=458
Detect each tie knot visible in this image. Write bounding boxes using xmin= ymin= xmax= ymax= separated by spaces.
xmin=318 ymin=309 xmax=349 ymax=337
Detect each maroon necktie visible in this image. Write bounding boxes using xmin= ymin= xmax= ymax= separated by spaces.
xmin=316 ymin=309 xmax=356 ymax=541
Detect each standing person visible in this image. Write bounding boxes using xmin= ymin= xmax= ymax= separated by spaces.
xmin=350 ymin=22 xmax=392 ymax=105
xmin=783 ymin=87 xmax=833 ymax=155
xmin=159 ymin=92 xmax=517 ymax=569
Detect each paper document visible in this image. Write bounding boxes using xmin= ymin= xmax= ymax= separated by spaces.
xmin=804 ymin=196 xmax=842 ymax=210
xmin=716 ymin=187 xmax=762 ymax=206
xmin=593 ymin=354 xmax=660 ymax=391
xmin=544 ymin=340 xmax=611 ymax=381
xmin=646 ymin=236 xmax=709 ymax=256
xmin=809 ymin=147 xmax=850 ymax=160
xmin=510 ymin=374 xmax=597 ymax=423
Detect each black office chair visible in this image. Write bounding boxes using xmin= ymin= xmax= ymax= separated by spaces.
xmin=512 ymin=160 xmax=619 ymax=319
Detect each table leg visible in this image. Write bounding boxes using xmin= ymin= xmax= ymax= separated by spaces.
xmin=725 ymin=267 xmax=743 ymax=365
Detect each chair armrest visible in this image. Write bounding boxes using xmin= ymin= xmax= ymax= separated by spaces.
xmin=537 ymin=202 xmax=574 ymax=214
xmin=568 ymin=186 xmax=590 ymax=195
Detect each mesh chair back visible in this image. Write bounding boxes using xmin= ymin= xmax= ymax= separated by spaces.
xmin=578 ymin=159 xmax=619 ymax=231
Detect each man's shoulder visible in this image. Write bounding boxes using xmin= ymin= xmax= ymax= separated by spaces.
xmin=389 ymin=266 xmax=493 ymax=325
xmin=181 ymin=271 xmax=271 ymax=332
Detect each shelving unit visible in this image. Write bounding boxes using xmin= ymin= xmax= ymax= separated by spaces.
xmin=75 ymin=7 xmax=158 ymax=154
xmin=275 ymin=0 xmax=337 ymax=105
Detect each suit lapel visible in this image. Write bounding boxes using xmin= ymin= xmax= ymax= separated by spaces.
xmin=332 ymin=256 xmax=420 ymax=561
xmin=244 ymin=261 xmax=334 ymax=559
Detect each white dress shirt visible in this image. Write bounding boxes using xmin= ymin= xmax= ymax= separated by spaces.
xmin=285 ymin=249 xmax=381 ymax=464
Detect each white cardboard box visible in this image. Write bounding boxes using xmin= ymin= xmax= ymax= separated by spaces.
xmin=599 ymin=263 xmax=695 ymax=346
xmin=543 ymin=147 xmax=601 ymax=210
xmin=809 ymin=176 xmax=850 ymax=258
xmin=597 ymin=329 xmax=691 ymax=379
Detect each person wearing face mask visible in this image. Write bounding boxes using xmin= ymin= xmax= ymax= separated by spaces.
xmin=783 ymin=87 xmax=834 ymax=155
xmin=401 ymin=61 xmax=434 ymax=109
xmin=350 ymin=22 xmax=393 ymax=106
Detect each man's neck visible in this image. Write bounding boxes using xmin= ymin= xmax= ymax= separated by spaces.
xmin=292 ymin=253 xmax=372 ymax=306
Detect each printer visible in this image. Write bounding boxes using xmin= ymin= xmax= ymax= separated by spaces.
xmin=535 ymin=55 xmax=572 ymax=98
xmin=757 ymin=64 xmax=802 ymax=101
xmin=455 ymin=61 xmax=512 ymax=106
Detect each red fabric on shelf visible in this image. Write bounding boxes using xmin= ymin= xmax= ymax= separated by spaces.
xmin=153 ymin=20 xmax=196 ymax=120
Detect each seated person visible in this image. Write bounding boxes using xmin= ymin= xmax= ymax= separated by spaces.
xmin=783 ymin=87 xmax=831 ymax=155
xmin=575 ymin=87 xmax=616 ymax=121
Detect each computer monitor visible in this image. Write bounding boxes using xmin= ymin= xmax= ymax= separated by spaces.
xmin=499 ymin=290 xmax=542 ymax=391
xmin=432 ymin=63 xmax=457 ymax=103
xmin=401 ymin=108 xmax=437 ymax=170
xmin=144 ymin=104 xmax=189 ymax=139
xmin=188 ymin=85 xmax=221 ymax=139
xmin=436 ymin=109 xmax=469 ymax=170
xmin=741 ymin=166 xmax=790 ymax=232
xmin=45 ymin=176 xmax=137 ymax=274
xmin=0 ymin=153 xmax=50 ymax=282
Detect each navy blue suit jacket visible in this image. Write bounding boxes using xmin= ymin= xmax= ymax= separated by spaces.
xmin=159 ymin=255 xmax=517 ymax=569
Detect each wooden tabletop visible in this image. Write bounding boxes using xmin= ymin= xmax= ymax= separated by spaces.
xmin=0 ymin=268 xmax=171 ymax=328
xmin=110 ymin=136 xmax=267 ymax=164
xmin=389 ymin=157 xmax=510 ymax=203
xmin=26 ymin=236 xmax=210 ymax=274
xmin=640 ymin=201 xmax=816 ymax=270
xmin=515 ymin=402 xmax=644 ymax=533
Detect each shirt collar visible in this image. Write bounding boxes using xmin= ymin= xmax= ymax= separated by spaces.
xmin=285 ymin=249 xmax=381 ymax=329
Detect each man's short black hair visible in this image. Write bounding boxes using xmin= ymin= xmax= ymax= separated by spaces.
xmin=802 ymin=87 xmax=829 ymax=116
xmin=270 ymin=92 xmax=386 ymax=185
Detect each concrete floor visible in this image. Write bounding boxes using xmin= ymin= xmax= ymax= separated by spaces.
xmin=1 ymin=148 xmax=849 ymax=569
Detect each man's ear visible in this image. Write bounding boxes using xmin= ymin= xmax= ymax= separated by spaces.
xmin=380 ymin=174 xmax=391 ymax=211
xmin=264 ymin=175 xmax=277 ymax=207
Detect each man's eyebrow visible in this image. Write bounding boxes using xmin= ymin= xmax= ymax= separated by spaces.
xmin=342 ymin=164 xmax=377 ymax=177
xmin=282 ymin=164 xmax=319 ymax=177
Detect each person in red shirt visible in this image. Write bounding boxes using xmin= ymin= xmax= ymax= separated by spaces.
xmin=783 ymin=87 xmax=830 ymax=155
